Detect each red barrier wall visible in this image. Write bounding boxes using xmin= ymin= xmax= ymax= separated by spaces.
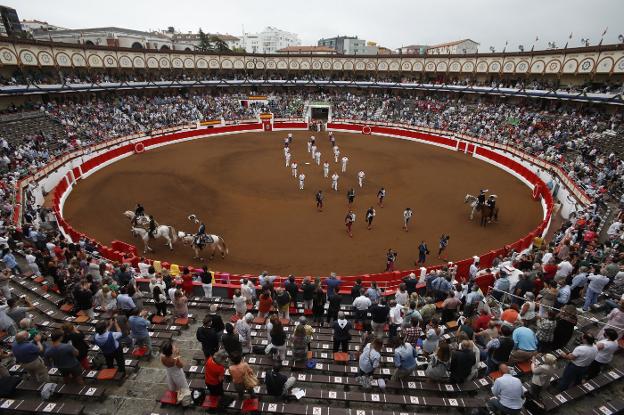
xmin=50 ymin=123 xmax=552 ymax=291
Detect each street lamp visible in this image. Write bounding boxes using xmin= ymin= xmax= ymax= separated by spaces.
xmin=489 ymin=46 xmax=495 ymax=53
xmin=518 ymin=45 xmax=524 ymax=52
xmin=547 ymin=42 xmax=557 ymax=49
xmin=618 ymin=34 xmax=624 ymax=43
xmin=581 ymin=38 xmax=590 ymax=47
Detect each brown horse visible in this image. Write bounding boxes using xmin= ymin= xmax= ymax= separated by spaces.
xmin=464 ymin=194 xmax=499 ymax=227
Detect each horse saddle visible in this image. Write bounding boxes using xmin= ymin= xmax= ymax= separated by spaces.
xmin=195 ymin=235 xmax=214 ymax=245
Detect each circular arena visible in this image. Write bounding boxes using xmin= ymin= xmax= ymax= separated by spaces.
xmin=62 ymin=130 xmax=543 ymax=276
xmin=1 ymin=5 xmax=624 ymax=415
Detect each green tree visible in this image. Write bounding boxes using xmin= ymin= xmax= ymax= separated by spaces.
xmin=197 ymin=28 xmax=211 ymax=52
xmin=208 ymin=35 xmax=230 ymax=52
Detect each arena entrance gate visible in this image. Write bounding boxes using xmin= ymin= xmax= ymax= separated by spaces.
xmin=259 ymin=113 xmax=273 ymax=131
xmin=304 ymin=101 xmax=332 ymax=122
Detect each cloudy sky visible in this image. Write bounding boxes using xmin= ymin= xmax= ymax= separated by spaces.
xmin=8 ymin=0 xmax=623 ymax=51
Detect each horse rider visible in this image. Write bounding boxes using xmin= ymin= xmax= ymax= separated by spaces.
xmin=148 ymin=215 xmax=156 ymax=239
xmin=486 ymin=195 xmax=496 ymax=210
xmin=133 ymin=203 xmax=145 ymax=226
xmin=477 ymin=189 xmax=489 ymax=207
xmin=195 ymin=222 xmax=206 ymax=246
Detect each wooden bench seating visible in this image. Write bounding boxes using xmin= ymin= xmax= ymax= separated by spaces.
xmin=0 ymin=398 xmax=84 ymax=414
xmin=16 ymin=380 xmax=105 ymax=400
xmin=529 ymin=368 xmax=624 ymax=411
xmin=592 ymin=398 xmax=624 ymax=415
xmin=184 ymin=379 xmax=482 ymax=408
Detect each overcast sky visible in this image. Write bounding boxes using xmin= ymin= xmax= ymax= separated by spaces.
xmin=7 ymin=0 xmax=623 ymax=51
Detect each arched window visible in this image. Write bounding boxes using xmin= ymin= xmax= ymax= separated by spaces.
xmin=184 ymin=47 xmax=192 ymax=52
xmin=160 ymin=45 xmax=170 ymax=50
xmin=131 ymin=42 xmax=144 ymax=49
xmin=85 ymin=40 xmax=95 ymax=46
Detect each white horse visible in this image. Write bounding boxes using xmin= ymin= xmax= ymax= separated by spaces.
xmin=123 ymin=210 xmax=150 ymax=227
xmin=464 ymin=194 xmax=479 ymax=220
xmin=131 ymin=225 xmax=177 ymax=253
xmin=178 ymin=231 xmax=229 ymax=260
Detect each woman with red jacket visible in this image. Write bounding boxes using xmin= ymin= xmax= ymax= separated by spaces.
xmin=204 ymin=350 xmax=228 ymax=397
xmin=180 ymin=267 xmax=194 ymax=296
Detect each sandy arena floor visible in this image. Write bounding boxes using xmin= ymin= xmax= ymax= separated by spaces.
xmin=62 ymin=130 xmax=543 ymax=276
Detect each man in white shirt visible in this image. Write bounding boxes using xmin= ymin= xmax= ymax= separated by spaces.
xmin=541 ymin=250 xmax=553 ymax=265
xmin=341 ymin=156 xmax=348 ymax=173
xmin=314 ymin=150 xmax=321 ymax=165
xmin=555 ymin=260 xmax=574 ymax=279
xmin=291 ymin=161 xmax=298 ymax=177
xmin=558 ymin=333 xmax=597 ymax=391
xmin=352 ymin=292 xmax=372 ymax=324
xmin=298 ymin=173 xmax=305 ymax=190
xmin=331 ymin=173 xmax=339 ymax=191
xmin=285 ymin=151 xmax=291 ymax=167
xmin=487 ymin=364 xmax=525 ymax=413
xmin=469 ymin=257 xmax=480 ymax=281
xmin=323 ymin=161 xmax=330 ymax=178
xmin=357 ymin=171 xmax=365 ymax=188
xmin=388 ymin=300 xmax=403 ymax=338
xmin=333 ymin=146 xmax=340 ymax=163
xmin=25 ymin=250 xmax=40 ymax=276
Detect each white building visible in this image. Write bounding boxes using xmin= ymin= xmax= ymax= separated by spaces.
xmin=318 ymin=36 xmax=368 ymax=55
xmin=31 ymin=27 xmax=173 ymax=50
xmin=240 ymin=26 xmax=300 ymax=54
xmin=427 ymin=39 xmax=479 ymax=55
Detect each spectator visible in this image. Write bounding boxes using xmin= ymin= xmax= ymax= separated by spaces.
xmin=332 ymin=311 xmax=352 ymax=353
xmin=116 ymin=286 xmax=136 ymax=316
xmin=61 ymin=323 xmax=90 ymax=370
xmin=587 ymin=328 xmax=619 ymax=379
xmin=583 ymin=269 xmax=610 ymax=311
xmin=552 ymin=304 xmax=577 ymax=350
xmin=326 ymin=291 xmax=341 ymax=324
xmin=93 ymin=320 xmax=126 ymax=375
xmin=402 ymin=316 xmax=422 ymax=349
xmin=129 ymin=309 xmax=152 ymax=357
xmin=422 ymin=318 xmax=443 ymax=355
xmin=388 ymin=299 xmax=403 ymax=338
xmin=258 ymin=289 xmax=273 ymax=319
xmin=598 ymin=299 xmax=624 ymax=339
xmin=275 ymin=287 xmax=291 ymax=321
xmin=352 ymin=290 xmax=372 ymax=324
xmin=173 ymin=289 xmax=188 ymax=318
xmin=268 ymin=319 xmax=287 ymax=361
xmin=180 ymin=267 xmax=194 ymax=296
xmin=350 ymin=278 xmax=363 ymax=300
xmin=441 ymin=291 xmax=461 ymax=324
xmin=204 ymin=349 xmax=228 ymax=400
xmin=235 ymin=313 xmax=253 ymax=354
xmin=519 ymin=292 xmax=537 ymax=328
xmin=152 ymin=284 xmax=167 ymax=317
xmin=508 ymin=324 xmax=538 ymax=364
xmin=199 ymin=266 xmax=213 ymax=299
xmin=324 ymin=273 xmax=342 ymax=298
xmin=229 ymin=352 xmax=257 ymax=401
xmin=265 ymin=362 xmax=296 ymax=400
xmin=284 ymin=275 xmax=299 ymax=306
xmin=486 ymin=325 xmax=514 ymax=373
xmin=222 ymin=323 xmax=242 ymax=357
xmin=301 ymin=276 xmax=315 ymax=310
xmin=357 ymin=338 xmax=382 ymax=389
xmin=501 ymin=304 xmax=520 ymax=325
xmin=449 ymin=339 xmax=476 ymax=383
xmin=529 ymin=353 xmax=557 ymax=399
xmin=233 ymin=289 xmax=247 ymax=318
xmin=535 ymin=311 xmax=557 ymax=353
xmin=6 ymin=296 xmax=33 ymax=324
xmin=395 ymin=283 xmax=409 ymax=306
xmin=558 ymin=333 xmax=597 ymax=391
xmin=312 ymin=285 xmax=326 ymax=324
xmin=487 ymin=364 xmax=525 ymax=414
xmin=370 ymin=299 xmax=389 ymax=338
xmin=160 ymin=340 xmax=191 ymax=403
xmin=196 ymin=314 xmax=219 ymax=358
xmin=366 ymin=281 xmax=381 ymax=303
xmin=391 ymin=335 xmax=418 ymax=380
xmin=291 ymin=324 xmax=308 ymax=362
xmin=425 ymin=341 xmax=450 ymax=382
xmin=11 ymin=331 xmax=49 ymax=382
xmin=44 ymin=330 xmax=84 ymax=385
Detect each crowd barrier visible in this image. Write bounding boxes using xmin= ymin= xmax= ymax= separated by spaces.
xmin=29 ymin=120 xmax=559 ymax=295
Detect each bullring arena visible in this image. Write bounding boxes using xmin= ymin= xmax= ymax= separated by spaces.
xmin=1 ymin=3 xmax=624 ymax=415
xmin=63 ymin=129 xmax=542 ymax=276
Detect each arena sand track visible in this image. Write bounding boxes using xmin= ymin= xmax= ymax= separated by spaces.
xmin=63 ymin=131 xmax=542 ymax=276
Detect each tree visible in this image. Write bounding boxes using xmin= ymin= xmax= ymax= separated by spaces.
xmin=198 ymin=29 xmax=211 ymax=52
xmin=208 ymin=35 xmax=230 ymax=52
